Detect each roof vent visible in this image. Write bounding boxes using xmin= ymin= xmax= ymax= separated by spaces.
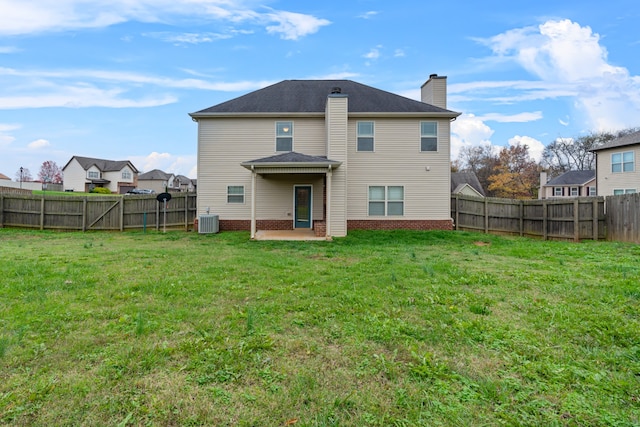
xmin=330 ymin=87 xmax=342 ymax=94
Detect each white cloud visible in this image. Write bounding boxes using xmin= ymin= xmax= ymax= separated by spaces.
xmin=0 ymin=1 xmax=330 ymax=40
xmin=475 ymin=111 xmax=542 ymax=123
xmin=508 ymin=135 xmax=545 ymax=162
xmin=0 ymin=46 xmax=20 ymax=54
xmin=27 ymin=138 xmax=50 ymax=150
xmin=472 ymin=19 xmax=640 ymax=132
xmin=264 ymin=10 xmax=330 ymax=40
xmin=451 ymin=114 xmax=495 ymax=160
xmin=143 ymin=32 xmax=232 ymax=44
xmin=363 ymin=46 xmax=381 ymax=60
xmin=394 ymin=49 xmax=405 ymax=58
xmin=0 ymin=123 xmax=20 ymax=147
xmin=358 ymin=11 xmax=378 ymax=19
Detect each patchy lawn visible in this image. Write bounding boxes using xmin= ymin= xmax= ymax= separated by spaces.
xmin=0 ymin=229 xmax=638 ymax=426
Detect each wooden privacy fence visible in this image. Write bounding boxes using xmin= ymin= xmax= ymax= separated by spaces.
xmin=451 ymin=194 xmax=606 ymax=242
xmin=0 ymin=193 xmax=197 ymax=232
xmin=605 ymin=193 xmax=640 ymax=244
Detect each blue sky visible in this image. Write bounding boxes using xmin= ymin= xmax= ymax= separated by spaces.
xmin=1 ymin=0 xmax=639 ymax=180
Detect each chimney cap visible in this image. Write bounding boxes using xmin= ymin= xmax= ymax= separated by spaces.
xmin=429 ymin=73 xmax=438 ymax=78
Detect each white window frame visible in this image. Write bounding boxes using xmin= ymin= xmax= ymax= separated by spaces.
xmin=122 ymin=170 xmax=132 ymax=180
xmin=276 ymin=121 xmax=293 ymax=152
xmin=368 ymin=185 xmax=404 ymax=216
xmin=611 ymin=151 xmax=634 ymax=173
xmin=570 ymin=187 xmax=579 ymax=196
xmin=87 ymin=171 xmax=100 ymax=179
xmin=613 ymin=189 xmax=637 ymax=195
xmin=420 ymin=121 xmax=438 ymax=152
xmin=554 ymin=187 xmax=563 ymax=197
xmin=357 ymin=121 xmax=375 ymax=152
xmin=227 ymin=185 xmax=245 ymax=204
xmin=588 ymin=186 xmax=596 ymax=196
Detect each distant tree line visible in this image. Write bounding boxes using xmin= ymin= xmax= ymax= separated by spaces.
xmin=453 ymin=127 xmax=638 ymax=199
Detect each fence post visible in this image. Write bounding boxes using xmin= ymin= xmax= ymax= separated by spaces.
xmin=156 ymin=200 xmax=160 ymax=231
xmin=40 ymin=195 xmax=45 ymax=230
xmin=484 ymin=198 xmax=489 ymax=234
xmin=184 ymin=193 xmax=189 ymax=231
xmin=519 ymin=200 xmax=524 ymax=237
xmin=592 ymin=198 xmax=598 ymax=241
xmin=455 ymin=195 xmax=460 ymax=230
xmin=0 ymin=193 xmax=3 ymax=228
xmin=542 ymin=200 xmax=548 ymax=240
xmin=82 ymin=197 xmax=88 ymax=231
xmin=120 ymin=197 xmax=124 ymax=232
xmin=573 ymin=199 xmax=579 ymax=242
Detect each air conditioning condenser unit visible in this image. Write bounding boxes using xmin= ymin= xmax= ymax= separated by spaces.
xmin=198 ymin=214 xmax=219 ymax=234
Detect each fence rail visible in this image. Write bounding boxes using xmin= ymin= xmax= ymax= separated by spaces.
xmin=0 ymin=192 xmax=197 ymax=232
xmin=451 ymin=195 xmax=606 ymax=242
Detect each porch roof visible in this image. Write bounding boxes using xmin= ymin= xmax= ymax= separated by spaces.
xmin=241 ymin=151 xmax=342 ymax=174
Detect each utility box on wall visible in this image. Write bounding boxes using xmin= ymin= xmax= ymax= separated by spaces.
xmin=198 ymin=214 xmax=219 ymax=234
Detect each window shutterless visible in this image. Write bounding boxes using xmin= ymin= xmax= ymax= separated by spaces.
xmin=357 ymin=121 xmax=374 ymax=152
xmin=276 ymin=122 xmax=293 ymax=152
xmin=420 ymin=122 xmax=437 ymax=152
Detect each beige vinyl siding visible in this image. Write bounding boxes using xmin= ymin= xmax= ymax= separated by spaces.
xmin=596 ymin=145 xmax=640 ymax=196
xmin=197 ymin=117 xmax=326 ymax=219
xmin=62 ymin=159 xmax=88 ymax=192
xmin=256 ymin=175 xmax=323 ymax=221
xmin=326 ymin=95 xmax=348 ymax=237
xmin=347 ymin=118 xmax=451 ymax=220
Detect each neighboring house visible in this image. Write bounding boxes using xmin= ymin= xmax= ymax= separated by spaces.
xmin=190 ymin=75 xmax=461 ymax=238
xmin=62 ymin=156 xmax=138 ymax=194
xmin=539 ymin=170 xmax=596 ymax=199
xmin=137 ymin=169 xmax=179 ymax=193
xmin=0 ymin=173 xmax=10 ymax=181
xmin=175 ymin=174 xmax=195 ymax=192
xmin=591 ymin=129 xmax=640 ymax=196
xmin=451 ymin=172 xmax=485 ymax=197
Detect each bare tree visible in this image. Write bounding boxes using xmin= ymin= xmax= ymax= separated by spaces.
xmin=15 ymin=167 xmax=33 ymax=182
xmin=455 ymin=144 xmax=500 ymax=197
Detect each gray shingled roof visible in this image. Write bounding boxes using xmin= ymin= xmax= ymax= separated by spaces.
xmin=544 ymin=170 xmax=595 ymax=186
xmin=139 ymin=169 xmax=172 ymax=180
xmin=65 ymin=156 xmax=138 ymax=173
xmin=591 ymin=130 xmax=640 ymax=151
xmin=192 ymin=80 xmax=459 ymax=115
xmin=241 ymin=152 xmax=341 ymax=168
xmin=451 ymin=172 xmax=485 ymax=196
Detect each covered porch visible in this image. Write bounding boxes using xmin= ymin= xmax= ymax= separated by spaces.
xmin=240 ymin=152 xmax=342 ymax=240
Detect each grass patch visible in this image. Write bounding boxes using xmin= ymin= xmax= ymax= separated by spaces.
xmin=0 ymin=228 xmax=639 ymax=425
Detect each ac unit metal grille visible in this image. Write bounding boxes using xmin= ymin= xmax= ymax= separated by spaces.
xmin=198 ymin=214 xmax=219 ymax=234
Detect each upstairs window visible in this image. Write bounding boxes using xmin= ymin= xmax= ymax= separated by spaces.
xmin=227 ymin=185 xmax=245 ymax=203
xmin=611 ymin=151 xmax=634 ymax=173
xmin=276 ymin=122 xmax=293 ymax=152
xmin=357 ymin=121 xmax=374 ymax=152
xmin=420 ymin=122 xmax=437 ymax=152
xmin=88 ymin=171 xmax=100 ymax=179
xmin=122 ymin=170 xmax=132 ymax=180
xmin=368 ymin=185 xmax=404 ymax=216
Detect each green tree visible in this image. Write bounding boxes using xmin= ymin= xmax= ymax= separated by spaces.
xmin=488 ymin=144 xmax=540 ymax=199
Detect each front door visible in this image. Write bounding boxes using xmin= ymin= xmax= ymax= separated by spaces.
xmin=294 ymin=186 xmax=312 ymax=229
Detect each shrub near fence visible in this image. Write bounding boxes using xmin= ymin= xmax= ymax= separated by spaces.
xmin=451 ymin=194 xmax=606 ymax=242
xmin=0 ymin=192 xmax=197 ymax=231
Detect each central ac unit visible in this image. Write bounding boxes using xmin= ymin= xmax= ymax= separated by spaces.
xmin=198 ymin=214 xmax=219 ymax=234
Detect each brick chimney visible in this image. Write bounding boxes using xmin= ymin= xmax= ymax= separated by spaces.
xmin=421 ymin=74 xmax=447 ymax=109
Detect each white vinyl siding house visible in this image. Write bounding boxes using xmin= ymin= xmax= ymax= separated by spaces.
xmin=62 ymin=156 xmax=138 ymax=193
xmin=191 ymin=76 xmax=460 ymax=238
xmin=591 ymin=131 xmax=640 ymax=196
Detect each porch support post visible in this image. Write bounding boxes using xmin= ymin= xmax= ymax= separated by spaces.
xmin=326 ymin=167 xmax=332 ymax=238
xmin=250 ymin=168 xmax=257 ymax=239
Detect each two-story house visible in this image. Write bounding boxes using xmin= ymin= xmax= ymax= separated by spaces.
xmin=591 ymin=129 xmax=640 ymax=196
xmin=137 ymin=169 xmax=180 ymax=193
xmin=189 ymin=75 xmax=461 ymax=239
xmin=539 ymin=170 xmax=596 ymax=199
xmin=62 ymin=156 xmax=138 ymax=194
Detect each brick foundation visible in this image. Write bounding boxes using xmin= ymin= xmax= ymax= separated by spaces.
xmin=219 ymin=220 xmax=251 ymax=231
xmin=347 ymin=219 xmax=453 ymax=231
xmin=314 ymin=220 xmax=326 ymax=237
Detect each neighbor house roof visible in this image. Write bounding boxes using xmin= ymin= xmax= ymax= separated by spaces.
xmin=241 ymin=152 xmax=342 ymax=169
xmin=451 ymin=172 xmax=485 ymax=196
xmin=139 ymin=169 xmax=173 ymax=180
xmin=63 ymin=156 xmax=138 ymax=173
xmin=544 ymin=170 xmax=595 ymax=186
xmin=590 ymin=129 xmax=640 ymax=152
xmin=0 ymin=173 xmax=10 ymax=180
xmin=191 ymin=80 xmax=460 ymax=117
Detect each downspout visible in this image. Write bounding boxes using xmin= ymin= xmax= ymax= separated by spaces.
xmin=326 ymin=165 xmax=332 ymax=239
xmin=250 ymin=165 xmax=257 ymax=239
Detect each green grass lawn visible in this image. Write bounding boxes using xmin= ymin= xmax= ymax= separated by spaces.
xmin=0 ymin=229 xmax=638 ymax=426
